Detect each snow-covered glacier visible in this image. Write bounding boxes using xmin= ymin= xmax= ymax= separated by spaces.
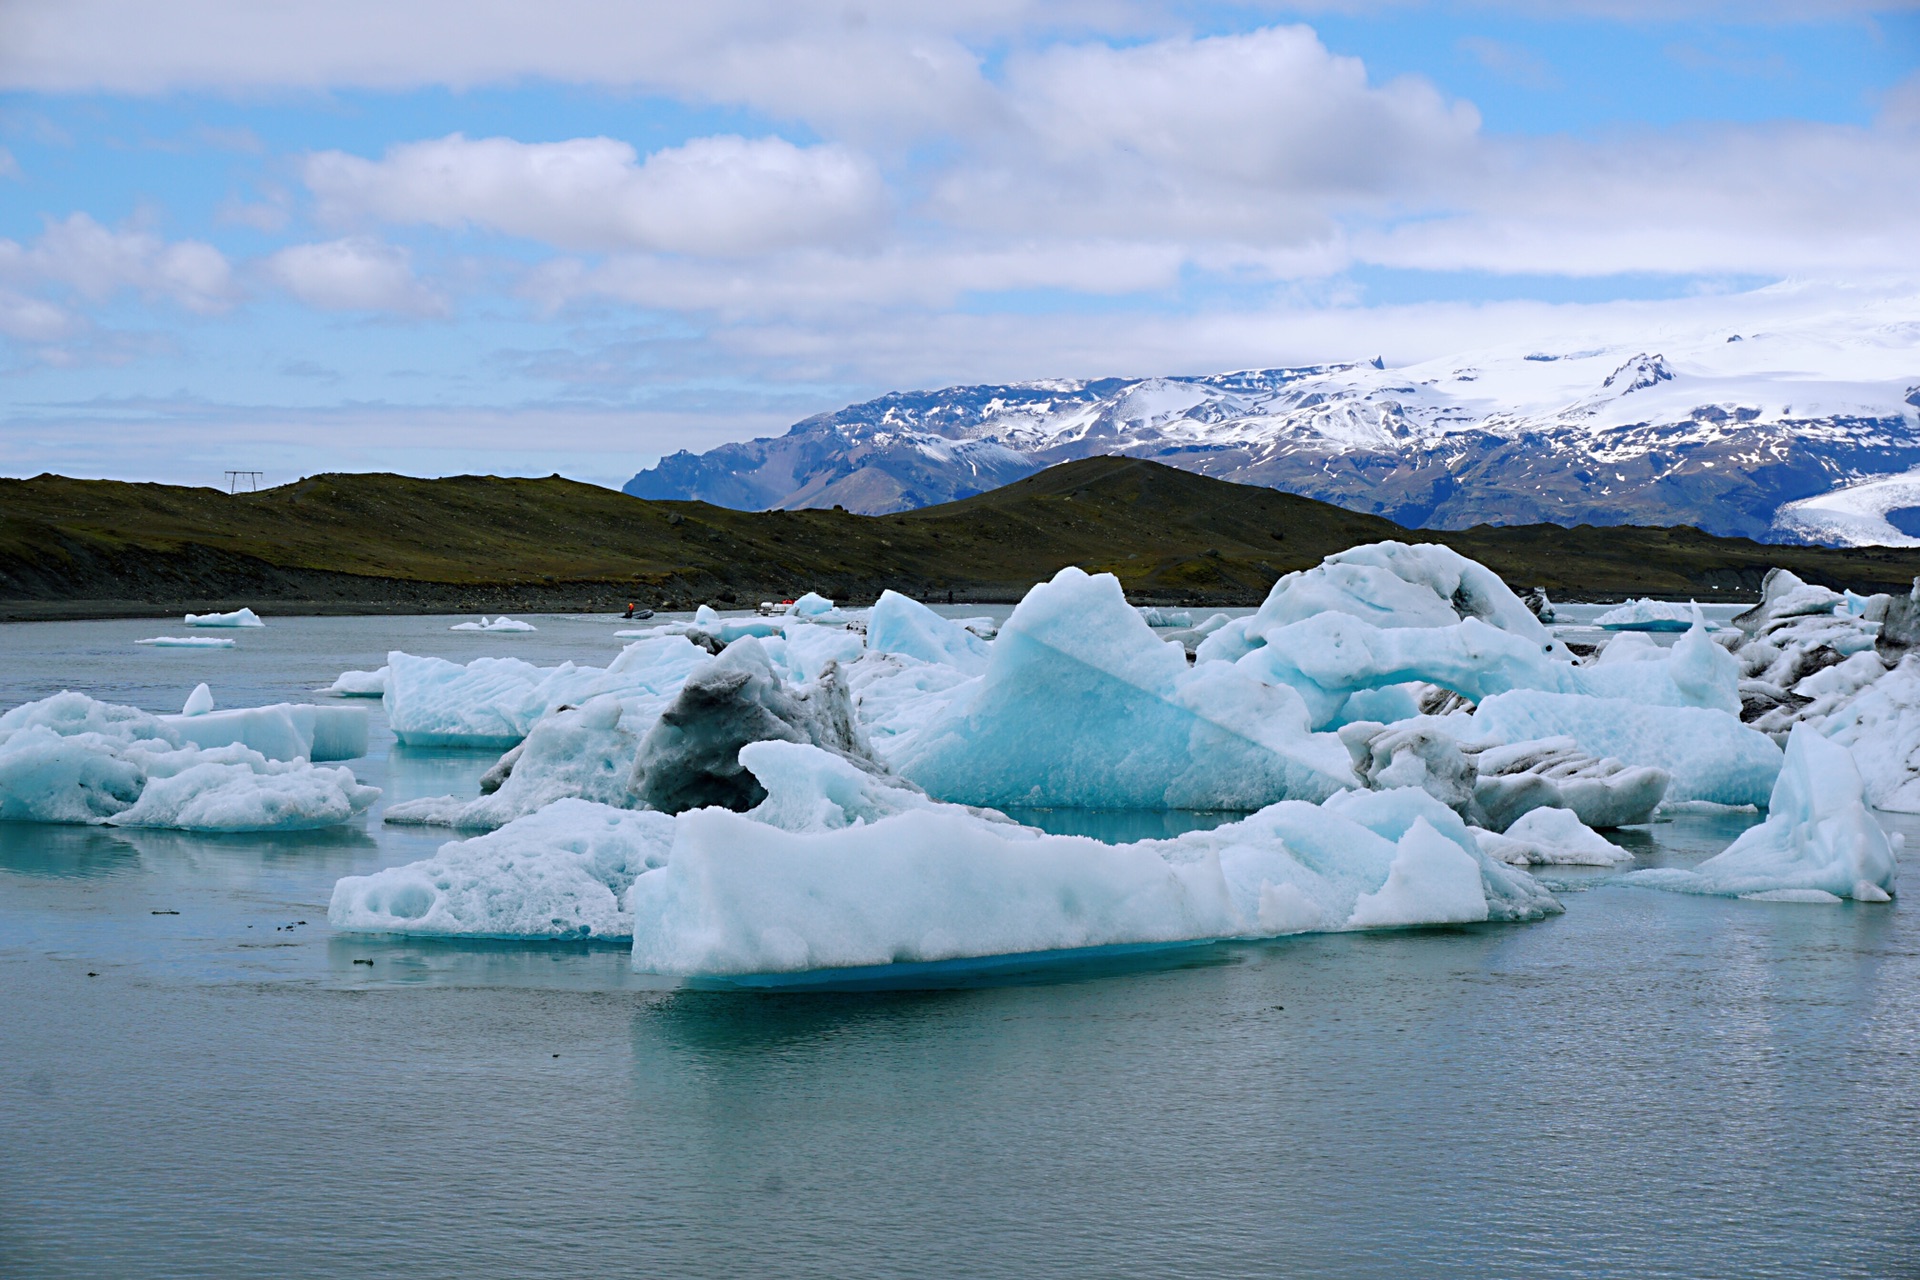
xmin=625 ymin=289 xmax=1920 ymax=541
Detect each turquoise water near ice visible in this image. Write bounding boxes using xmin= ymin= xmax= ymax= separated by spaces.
xmin=2 ymin=613 xmax=1917 ymax=1279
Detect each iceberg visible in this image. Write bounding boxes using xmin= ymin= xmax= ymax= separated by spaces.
xmin=866 ymin=589 xmax=989 ymax=674
xmin=382 ymin=636 xmax=706 ymax=748
xmin=184 ymin=607 xmax=265 ymax=628
xmin=161 ymin=701 xmax=368 ymax=762
xmin=450 ymin=615 xmax=536 ymax=632
xmin=886 ymin=567 xmax=1356 ymax=810
xmin=182 ymin=683 xmax=214 ymax=716
xmin=786 ymin=592 xmax=836 ymax=618
xmin=626 ymin=746 xmax=1554 ymax=978
xmin=1812 ymin=654 xmax=1920 ymax=812
xmin=1199 ymin=541 xmax=1567 ymax=665
xmin=1465 ymin=736 xmax=1669 ymax=830
xmin=137 ymin=636 xmax=235 ymax=649
xmin=1137 ymin=607 xmax=1192 ymax=628
xmin=631 ymin=639 xmax=872 ymax=815
xmin=1474 ymin=806 xmax=1631 ymax=866
xmin=1594 ymin=598 xmax=1698 ymax=631
xmin=1626 ymin=726 xmax=1898 ymax=901
xmin=0 ymin=691 xmax=378 ymax=830
xmin=325 ymin=666 xmax=389 ymax=698
xmin=1475 ymin=690 xmax=1780 ymax=807
xmin=331 ymin=799 xmax=675 ymax=939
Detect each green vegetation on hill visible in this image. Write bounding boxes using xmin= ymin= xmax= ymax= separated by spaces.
xmin=3 ymin=457 xmax=1918 ymax=620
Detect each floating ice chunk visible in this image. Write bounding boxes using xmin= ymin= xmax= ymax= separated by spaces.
xmin=184 ymin=608 xmax=264 ymax=628
xmin=1475 ymin=691 xmax=1779 ymax=807
xmin=631 ymin=638 xmax=871 ymax=814
xmin=1594 ymin=599 xmax=1698 ymax=631
xmin=383 ymin=637 xmax=706 ymax=748
xmin=450 ymin=615 xmax=537 ymax=632
xmin=1340 ymin=721 xmax=1477 ymax=817
xmin=1465 ymin=736 xmax=1669 ymax=830
xmin=1163 ymin=612 xmax=1234 ymax=653
xmin=384 ymin=694 xmax=655 ymax=829
xmin=325 ymin=666 xmax=388 ymax=698
xmin=182 ymin=683 xmax=214 ymax=716
xmin=331 ymin=799 xmax=675 ymax=939
xmin=866 ymin=589 xmax=989 ymax=674
xmin=761 ymin=625 xmax=866 ymax=685
xmin=1626 ymin=726 xmax=1898 ymax=901
xmin=0 ymin=692 xmax=377 ymax=830
xmin=1812 ymin=654 xmax=1920 ymax=811
xmin=736 ymin=739 xmax=960 ymax=832
xmin=109 ymin=749 xmax=378 ymax=831
xmin=137 ymin=636 xmax=235 ymax=648
xmin=626 ymin=756 xmax=1557 ymax=977
xmin=1200 ymin=541 xmax=1563 ymax=664
xmin=1347 ymin=818 xmax=1489 ymax=927
xmin=161 ymin=703 xmax=368 ymax=762
xmin=787 ymin=592 xmax=835 ymax=618
xmin=887 ymin=567 xmax=1355 ymax=810
xmin=1137 ymin=607 xmax=1192 ymax=628
xmin=1475 ymin=807 xmax=1630 ymax=866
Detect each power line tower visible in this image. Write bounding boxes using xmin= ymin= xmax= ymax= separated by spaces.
xmin=225 ymin=471 xmax=263 ymax=493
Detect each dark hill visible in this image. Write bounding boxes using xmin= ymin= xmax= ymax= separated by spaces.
xmin=4 ymin=458 xmax=1918 ymax=620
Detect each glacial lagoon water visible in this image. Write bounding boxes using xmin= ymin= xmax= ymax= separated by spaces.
xmin=2 ymin=612 xmax=1918 ymax=1278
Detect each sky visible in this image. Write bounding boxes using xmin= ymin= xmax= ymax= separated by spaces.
xmin=0 ymin=1 xmax=1916 ymax=489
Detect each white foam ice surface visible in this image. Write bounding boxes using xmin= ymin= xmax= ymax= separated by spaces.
xmin=137 ymin=636 xmax=235 ymax=649
xmin=0 ymin=692 xmax=378 ymax=831
xmin=184 ymin=607 xmax=265 ymax=628
xmin=1626 ymin=725 xmax=1898 ymax=901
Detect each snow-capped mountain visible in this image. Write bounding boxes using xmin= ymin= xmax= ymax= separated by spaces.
xmin=625 ymin=301 xmax=1920 ymax=543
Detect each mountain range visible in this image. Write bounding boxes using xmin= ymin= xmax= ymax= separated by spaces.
xmin=624 ymin=298 xmax=1920 ymax=545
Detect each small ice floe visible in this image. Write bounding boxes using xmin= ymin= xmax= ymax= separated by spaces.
xmin=450 ymin=616 xmax=537 ymax=632
xmin=1136 ymin=607 xmax=1193 ymax=628
xmin=184 ymin=607 xmax=265 ymax=628
xmin=1474 ymin=806 xmax=1632 ymax=867
xmin=324 ymin=666 xmax=388 ymax=697
xmin=0 ymin=691 xmax=377 ymax=831
xmin=1625 ymin=725 xmax=1898 ymax=902
xmin=137 ymin=636 xmax=236 ymax=649
xmin=1593 ymin=598 xmax=1698 ymax=632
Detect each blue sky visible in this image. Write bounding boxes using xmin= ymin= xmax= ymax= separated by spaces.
xmin=1 ymin=1 xmax=1915 ymax=487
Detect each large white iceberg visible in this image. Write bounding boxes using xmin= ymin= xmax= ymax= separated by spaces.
xmin=0 ymin=692 xmax=378 ymax=831
xmin=1810 ymin=654 xmax=1920 ymax=812
xmin=885 ymin=567 xmax=1356 ymax=810
xmin=1626 ymin=726 xmax=1899 ymax=902
xmin=1199 ymin=541 xmax=1567 ymax=665
xmin=331 ymin=798 xmax=675 ymax=938
xmin=626 ymin=744 xmax=1557 ymax=978
xmin=184 ymin=607 xmax=265 ymax=628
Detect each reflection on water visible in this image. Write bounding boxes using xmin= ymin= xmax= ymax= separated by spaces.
xmin=1000 ymin=806 xmax=1251 ymax=842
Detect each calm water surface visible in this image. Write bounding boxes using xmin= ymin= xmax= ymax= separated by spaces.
xmin=2 ymin=613 xmax=1916 ymax=1279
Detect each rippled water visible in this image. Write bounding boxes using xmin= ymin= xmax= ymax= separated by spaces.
xmin=2 ymin=613 xmax=1917 ymax=1279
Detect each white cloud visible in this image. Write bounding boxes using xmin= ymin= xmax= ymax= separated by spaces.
xmin=0 ymin=213 xmax=234 ymax=312
xmin=305 ymin=134 xmax=888 ymax=255
xmin=0 ymin=288 xmax=75 ymax=342
xmin=263 ymin=238 xmax=444 ymax=314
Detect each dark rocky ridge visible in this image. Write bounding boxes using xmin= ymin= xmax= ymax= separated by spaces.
xmin=8 ymin=458 xmax=1920 ymax=622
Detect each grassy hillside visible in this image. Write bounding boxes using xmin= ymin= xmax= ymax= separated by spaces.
xmin=3 ymin=457 xmax=1918 ymax=619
